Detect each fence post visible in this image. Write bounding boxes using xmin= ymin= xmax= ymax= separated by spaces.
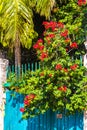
xmin=0 ymin=58 xmax=9 ymax=130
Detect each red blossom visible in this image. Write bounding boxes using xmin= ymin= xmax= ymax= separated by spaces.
xmin=37 ymin=39 xmax=43 ymax=44
xmin=70 ymin=42 xmax=78 ymax=48
xmin=42 ymin=21 xmax=57 ymax=31
xmin=39 ymin=45 xmax=44 ymax=50
xmin=60 ymin=30 xmax=68 ymax=37
xmin=40 ymin=52 xmax=48 ymax=61
xmin=65 ymin=38 xmax=71 ymax=43
xmin=25 ymin=94 xmax=36 ymax=100
xmin=24 ymin=99 xmax=30 ymax=105
xmin=20 ymin=108 xmax=25 ymax=112
xmin=33 ymin=43 xmax=40 ymax=49
xmin=47 ymin=33 xmax=55 ymax=38
xmin=57 ymin=22 xmax=64 ymax=28
xmin=49 ymin=21 xmax=57 ymax=31
xmin=70 ymin=64 xmax=78 ymax=70
xmin=33 ymin=39 xmax=44 ymax=50
xmin=42 ymin=21 xmax=49 ymax=26
xmin=78 ymin=0 xmax=86 ymax=6
xmin=63 ymin=68 xmax=68 ymax=73
xmin=55 ymin=64 xmax=62 ymax=70
xmin=58 ymin=86 xmax=67 ymax=92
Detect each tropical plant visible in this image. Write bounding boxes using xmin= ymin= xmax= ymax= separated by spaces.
xmin=0 ymin=0 xmax=55 ymax=70
xmin=0 ymin=0 xmax=37 ymax=68
xmin=7 ymin=21 xmax=87 ymax=119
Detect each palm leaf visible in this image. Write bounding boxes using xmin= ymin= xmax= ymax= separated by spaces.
xmin=35 ymin=0 xmax=55 ymax=19
xmin=1 ymin=0 xmax=35 ymax=48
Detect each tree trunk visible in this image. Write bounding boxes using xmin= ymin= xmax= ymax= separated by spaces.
xmin=15 ymin=32 xmax=21 ymax=77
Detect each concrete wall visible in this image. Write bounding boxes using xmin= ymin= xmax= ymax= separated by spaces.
xmin=0 ymin=58 xmax=8 ymax=130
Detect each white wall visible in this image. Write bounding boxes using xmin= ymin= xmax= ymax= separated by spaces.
xmin=84 ymin=54 xmax=87 ymax=130
xmin=0 ymin=58 xmax=8 ymax=130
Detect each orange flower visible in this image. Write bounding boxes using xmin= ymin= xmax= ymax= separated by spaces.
xmin=70 ymin=64 xmax=78 ymax=70
xmin=58 ymin=86 xmax=67 ymax=92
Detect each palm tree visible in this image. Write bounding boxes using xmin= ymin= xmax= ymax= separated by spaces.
xmin=1 ymin=0 xmax=34 ymax=66
xmin=0 ymin=0 xmax=55 ymax=73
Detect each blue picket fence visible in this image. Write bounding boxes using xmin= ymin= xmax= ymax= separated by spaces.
xmin=4 ymin=60 xmax=84 ymax=130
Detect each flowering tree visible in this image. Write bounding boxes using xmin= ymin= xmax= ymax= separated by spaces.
xmin=9 ymin=20 xmax=87 ymax=119
xmin=52 ymin=0 xmax=87 ymax=49
xmin=5 ymin=19 xmax=86 ymax=119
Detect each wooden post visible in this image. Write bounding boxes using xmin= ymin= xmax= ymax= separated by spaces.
xmin=0 ymin=58 xmax=9 ymax=130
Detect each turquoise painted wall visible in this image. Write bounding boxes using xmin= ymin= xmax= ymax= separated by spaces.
xmin=4 ymin=91 xmax=83 ymax=130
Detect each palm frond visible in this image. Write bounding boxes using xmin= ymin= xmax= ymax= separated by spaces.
xmin=1 ymin=0 xmax=34 ymax=48
xmin=34 ymin=0 xmax=56 ymax=19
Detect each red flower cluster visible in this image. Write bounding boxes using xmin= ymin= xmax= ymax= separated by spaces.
xmin=25 ymin=94 xmax=36 ymax=100
xmin=40 ymin=52 xmax=48 ymax=61
xmin=47 ymin=33 xmax=55 ymax=38
xmin=70 ymin=42 xmax=78 ymax=48
xmin=55 ymin=64 xmax=62 ymax=70
xmin=58 ymin=86 xmax=67 ymax=92
xmin=33 ymin=39 xmax=44 ymax=50
xmin=70 ymin=64 xmax=78 ymax=70
xmin=42 ymin=21 xmax=57 ymax=31
xmin=42 ymin=21 xmax=64 ymax=31
xmin=24 ymin=94 xmax=36 ymax=105
xmin=78 ymin=0 xmax=86 ymax=6
xmin=20 ymin=94 xmax=36 ymax=112
xmin=60 ymin=30 xmax=68 ymax=37
xmin=57 ymin=22 xmax=64 ymax=28
xmin=24 ymin=99 xmax=30 ymax=105
xmin=20 ymin=108 xmax=25 ymax=112
xmin=45 ymin=33 xmax=55 ymax=44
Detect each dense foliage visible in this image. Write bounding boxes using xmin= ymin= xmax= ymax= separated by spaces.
xmin=7 ymin=20 xmax=87 ymax=119
xmin=52 ymin=0 xmax=87 ymax=45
